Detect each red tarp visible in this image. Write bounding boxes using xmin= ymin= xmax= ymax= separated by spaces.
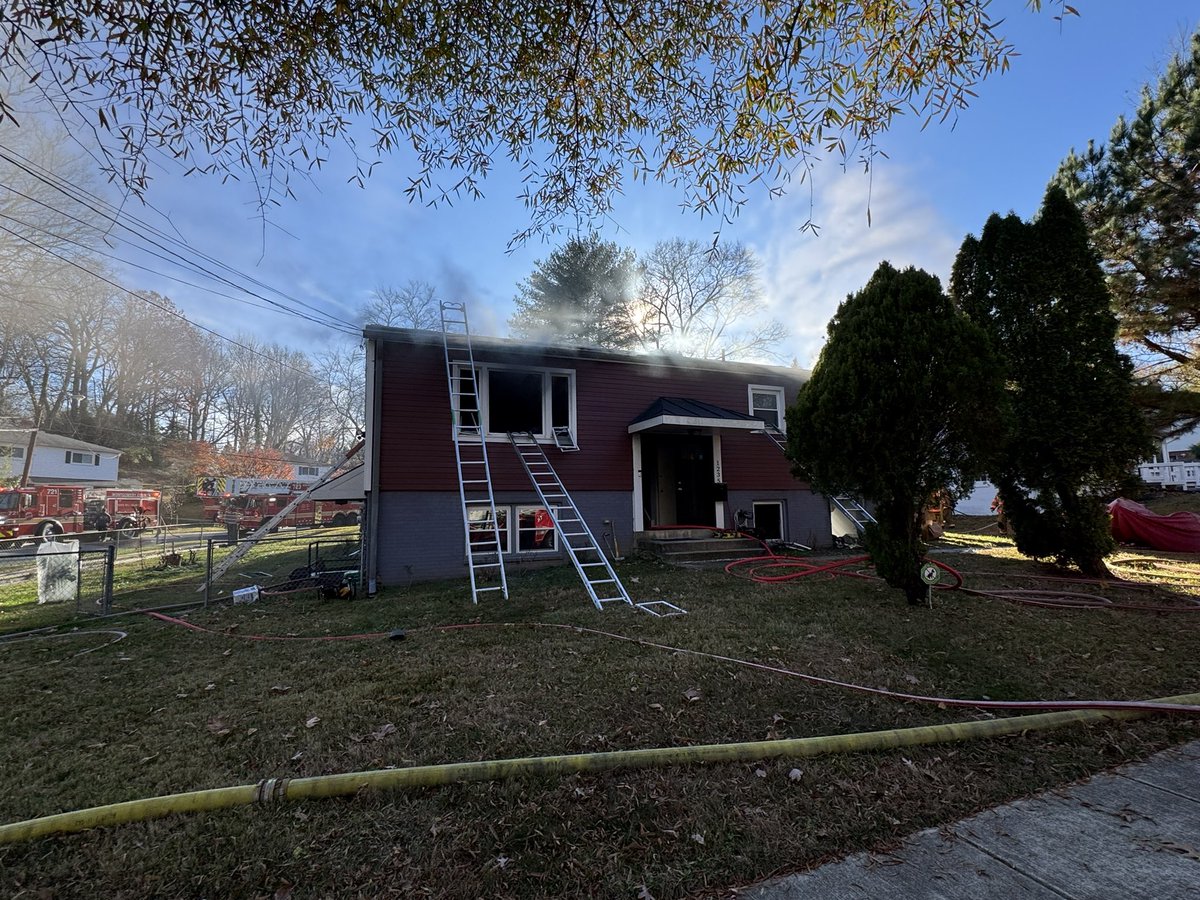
xmin=1108 ymin=498 xmax=1200 ymax=553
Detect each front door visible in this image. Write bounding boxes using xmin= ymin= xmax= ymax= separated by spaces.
xmin=673 ymin=436 xmax=713 ymax=525
xmin=642 ymin=434 xmax=714 ymax=527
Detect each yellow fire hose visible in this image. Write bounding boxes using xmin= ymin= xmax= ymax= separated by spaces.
xmin=2 ymin=690 xmax=1197 ymax=845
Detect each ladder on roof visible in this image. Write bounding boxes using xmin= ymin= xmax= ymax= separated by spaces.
xmin=440 ymin=301 xmax=509 ymax=603
xmin=508 ymin=431 xmax=634 ymax=611
xmin=757 ymin=426 xmax=877 ymax=536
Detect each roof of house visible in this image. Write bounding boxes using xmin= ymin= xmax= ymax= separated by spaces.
xmin=363 ymin=325 xmax=811 ymax=381
xmin=307 ymin=464 xmax=364 ymax=501
xmin=629 ymin=397 xmax=768 ymax=434
xmin=0 ymin=429 xmax=121 ymax=455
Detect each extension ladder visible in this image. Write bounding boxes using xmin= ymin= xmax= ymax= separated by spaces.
xmin=757 ymin=426 xmax=876 ymax=536
xmin=440 ymin=301 xmax=509 ymax=603
xmin=508 ymin=431 xmax=633 ymax=611
xmin=830 ymin=495 xmax=877 ymax=535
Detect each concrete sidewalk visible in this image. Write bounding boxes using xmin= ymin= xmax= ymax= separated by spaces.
xmin=740 ymin=740 xmax=1200 ymax=899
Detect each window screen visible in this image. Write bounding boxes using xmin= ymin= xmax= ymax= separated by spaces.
xmin=489 ymin=370 xmax=543 ymax=434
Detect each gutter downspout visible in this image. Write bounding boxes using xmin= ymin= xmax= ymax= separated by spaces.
xmin=362 ymin=337 xmax=383 ymax=596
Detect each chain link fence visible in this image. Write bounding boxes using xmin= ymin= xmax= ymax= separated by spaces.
xmin=0 ymin=542 xmax=115 ymax=631
xmin=0 ymin=528 xmax=361 ymax=633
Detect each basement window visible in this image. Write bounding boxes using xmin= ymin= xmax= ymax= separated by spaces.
xmin=516 ymin=505 xmax=556 ymax=552
xmin=467 ymin=506 xmax=508 ymax=553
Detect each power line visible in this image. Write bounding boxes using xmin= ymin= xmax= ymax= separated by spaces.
xmin=0 ymin=221 xmax=320 ymax=380
xmin=0 ymin=202 xmax=360 ymax=337
xmin=0 ymin=142 xmax=363 ymax=335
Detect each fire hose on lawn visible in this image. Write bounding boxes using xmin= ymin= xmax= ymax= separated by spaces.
xmin=2 ymin=690 xmax=1199 ymax=845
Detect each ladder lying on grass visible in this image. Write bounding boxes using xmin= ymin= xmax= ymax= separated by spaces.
xmin=757 ymin=426 xmax=876 ymax=536
xmin=441 ymin=301 xmax=509 ymax=604
xmin=508 ymin=432 xmax=683 ymax=616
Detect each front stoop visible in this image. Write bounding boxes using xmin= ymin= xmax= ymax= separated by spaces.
xmin=635 ymin=530 xmax=766 ymax=566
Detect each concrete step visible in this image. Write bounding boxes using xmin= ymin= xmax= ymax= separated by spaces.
xmin=638 ymin=537 xmax=762 ymax=555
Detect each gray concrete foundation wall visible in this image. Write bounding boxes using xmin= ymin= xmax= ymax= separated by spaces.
xmin=375 ymin=490 xmax=633 ymax=586
xmin=726 ymin=489 xmax=832 ymax=548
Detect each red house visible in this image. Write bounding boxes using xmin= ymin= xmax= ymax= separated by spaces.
xmin=360 ymin=323 xmax=834 ymax=594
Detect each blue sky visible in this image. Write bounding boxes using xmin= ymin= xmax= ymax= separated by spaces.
xmin=111 ymin=3 xmax=1200 ymax=367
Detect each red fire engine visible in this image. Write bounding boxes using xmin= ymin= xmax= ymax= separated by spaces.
xmin=196 ymin=477 xmax=360 ymax=531
xmin=0 ymin=484 xmax=160 ymax=543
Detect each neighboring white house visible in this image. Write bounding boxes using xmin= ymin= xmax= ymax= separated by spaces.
xmin=281 ymin=456 xmax=331 ymax=484
xmin=0 ymin=429 xmax=121 ymax=485
xmin=1136 ymin=425 xmax=1200 ymax=490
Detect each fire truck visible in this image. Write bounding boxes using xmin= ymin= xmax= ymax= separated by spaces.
xmin=0 ymin=484 xmax=160 ymax=543
xmin=197 ymin=477 xmax=360 ymax=531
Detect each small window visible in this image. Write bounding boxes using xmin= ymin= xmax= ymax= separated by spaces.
xmin=65 ymin=450 xmax=97 ymax=465
xmin=467 ymin=506 xmax=508 ymax=552
xmin=0 ymin=446 xmax=24 ymax=460
xmin=551 ymin=375 xmax=571 ymax=430
xmin=516 ymin=506 xmax=556 ymax=552
xmin=748 ymin=385 xmax=785 ymax=430
xmin=297 ymin=466 xmax=319 ymax=477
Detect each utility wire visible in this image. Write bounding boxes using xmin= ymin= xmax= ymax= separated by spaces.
xmin=0 ymin=222 xmax=319 ymax=380
xmin=0 ymin=204 xmax=360 ymax=337
xmin=0 ymin=142 xmax=362 ymax=334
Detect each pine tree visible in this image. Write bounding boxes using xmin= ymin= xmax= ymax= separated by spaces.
xmin=951 ymin=186 xmax=1151 ymax=577
xmin=1056 ymin=31 xmax=1200 ymax=421
xmin=508 ymin=235 xmax=638 ymax=349
xmin=788 ymin=262 xmax=1003 ymax=604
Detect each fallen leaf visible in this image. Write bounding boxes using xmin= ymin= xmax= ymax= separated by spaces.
xmin=493 ymin=856 xmax=510 ymax=870
xmin=305 ymin=716 xmax=320 ymax=729
xmin=649 ymin=703 xmax=664 ymax=711
xmin=754 ymin=767 xmax=767 ymax=779
xmin=290 ymin=750 xmax=304 ymax=762
xmin=903 ymin=674 xmax=920 ymax=685
xmin=222 ymin=648 xmax=232 ymax=657
xmin=207 ymin=718 xmax=232 ymax=738
xmin=204 ymin=683 xmax=216 ymax=691
xmin=683 ymin=688 xmax=702 ymax=703
xmin=788 ymin=768 xmax=803 ymax=782
xmin=140 ymin=753 xmax=159 ymax=764
xmin=246 ymin=727 xmax=258 ymax=737
xmin=636 ymin=885 xmax=656 ymax=900
xmin=370 ymin=723 xmax=397 ymax=741
xmin=690 ymin=833 xmax=705 ymax=845
xmin=270 ymin=685 xmax=291 ymax=695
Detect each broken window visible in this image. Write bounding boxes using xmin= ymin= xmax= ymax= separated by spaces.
xmin=454 ymin=367 xmax=481 ymax=431
xmin=488 ymin=369 xmax=543 ymax=434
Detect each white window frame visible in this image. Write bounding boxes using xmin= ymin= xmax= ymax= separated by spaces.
xmin=470 ymin=503 xmax=559 ymax=555
xmin=296 ymin=465 xmax=320 ymax=477
xmin=451 ymin=362 xmax=577 ymax=443
xmin=748 ymin=384 xmax=786 ymax=431
xmin=65 ymin=450 xmax=100 ymax=466
xmin=513 ymin=504 xmax=558 ymax=554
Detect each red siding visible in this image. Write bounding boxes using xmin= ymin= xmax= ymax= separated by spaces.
xmin=377 ymin=339 xmax=808 ymax=492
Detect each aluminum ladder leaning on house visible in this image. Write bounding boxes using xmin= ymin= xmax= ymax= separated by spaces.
xmin=759 ymin=425 xmax=877 ymax=536
xmin=507 ymin=431 xmax=634 ymax=611
xmin=439 ymin=301 xmax=509 ymax=603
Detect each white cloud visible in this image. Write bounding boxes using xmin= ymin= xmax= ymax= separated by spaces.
xmin=749 ymin=164 xmax=959 ymax=367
